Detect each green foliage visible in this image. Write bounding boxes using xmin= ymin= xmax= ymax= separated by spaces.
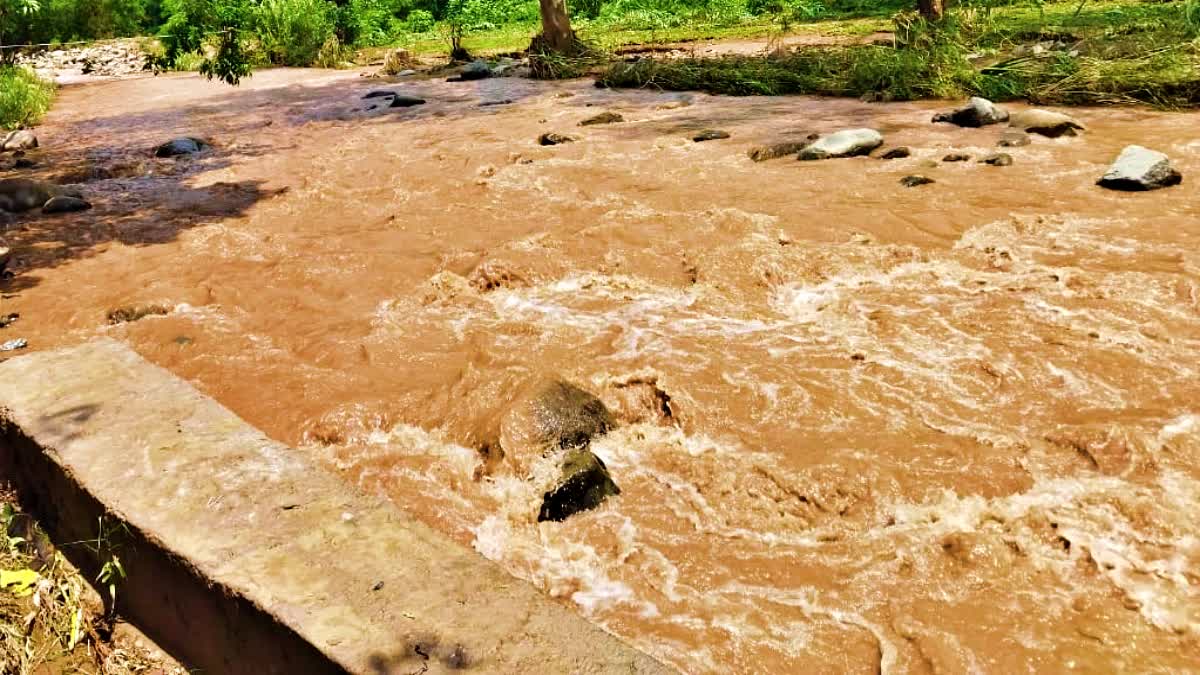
xmin=0 ymin=65 xmax=54 ymax=129
xmin=597 ymin=0 xmax=748 ymax=30
xmin=254 ymin=0 xmax=338 ymax=65
xmin=1185 ymin=0 xmax=1200 ymax=37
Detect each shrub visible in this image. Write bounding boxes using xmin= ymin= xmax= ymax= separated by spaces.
xmin=0 ymin=66 xmax=54 ymax=130
xmin=405 ymin=7 xmax=434 ymax=31
xmin=254 ymin=0 xmax=338 ymax=66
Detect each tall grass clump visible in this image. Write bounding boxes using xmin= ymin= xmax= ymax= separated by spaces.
xmin=0 ymin=66 xmax=54 ymax=130
xmin=254 ymin=0 xmax=339 ymax=66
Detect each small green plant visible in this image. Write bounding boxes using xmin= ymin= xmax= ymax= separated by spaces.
xmin=96 ymin=554 xmax=125 ymax=605
xmin=1185 ymin=0 xmax=1200 ymax=38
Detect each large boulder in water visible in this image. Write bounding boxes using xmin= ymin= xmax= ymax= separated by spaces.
xmin=798 ymin=129 xmax=883 ymax=160
xmin=1 ymin=130 xmax=38 ymax=152
xmin=932 ymin=97 xmax=1009 ymax=127
xmin=0 ymin=178 xmax=79 ymax=213
xmin=155 ymin=137 xmax=206 ymax=157
xmin=499 ymin=379 xmax=621 ymax=520
xmin=1097 ymin=145 xmax=1182 ymax=191
xmin=1009 ymin=109 xmax=1085 ymax=138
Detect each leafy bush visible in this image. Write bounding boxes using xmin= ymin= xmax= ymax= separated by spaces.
xmin=255 ymin=0 xmax=338 ymax=65
xmin=596 ymin=0 xmax=748 ymax=30
xmin=0 ymin=66 xmax=54 ymax=129
xmin=405 ymin=7 xmax=434 ymax=31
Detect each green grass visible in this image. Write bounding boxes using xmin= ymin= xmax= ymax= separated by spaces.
xmin=596 ymin=0 xmax=1200 ymax=106
xmin=0 ymin=66 xmax=55 ymax=130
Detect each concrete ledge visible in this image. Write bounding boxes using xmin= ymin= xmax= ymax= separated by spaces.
xmin=0 ymin=339 xmax=669 ymax=675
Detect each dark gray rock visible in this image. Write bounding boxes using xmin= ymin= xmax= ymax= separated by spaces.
xmin=362 ymin=89 xmax=397 ymax=99
xmin=692 ymin=129 xmax=731 ymax=142
xmin=539 ymin=133 xmax=575 ymax=146
xmin=748 ymin=136 xmax=818 ymax=162
xmin=1097 ymin=145 xmax=1182 ymax=191
xmin=900 ymin=175 xmax=935 ymax=187
xmin=798 ymin=129 xmax=884 ymax=160
xmin=933 ymin=97 xmax=1009 ymax=127
xmin=538 ymin=448 xmax=621 ymax=522
xmin=389 ymin=94 xmax=427 ymax=108
xmin=943 ymin=152 xmax=971 ymax=162
xmin=41 ymin=195 xmax=91 ymax=213
xmin=522 ymin=380 xmax=614 ymax=451
xmin=580 ymin=112 xmax=624 ymax=126
xmin=981 ymin=152 xmax=1013 ymax=166
xmin=155 ymin=137 xmax=206 ymax=158
xmin=879 ymin=147 xmax=911 ymax=160
xmin=450 ymin=60 xmax=492 ymax=82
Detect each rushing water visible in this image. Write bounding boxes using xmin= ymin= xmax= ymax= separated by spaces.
xmin=6 ymin=68 xmax=1200 ymax=672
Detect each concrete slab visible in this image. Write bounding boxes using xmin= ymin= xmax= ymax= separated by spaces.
xmin=0 ymin=339 xmax=670 ymax=675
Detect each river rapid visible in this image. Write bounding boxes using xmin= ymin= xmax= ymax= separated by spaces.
xmin=5 ymin=67 xmax=1200 ymax=673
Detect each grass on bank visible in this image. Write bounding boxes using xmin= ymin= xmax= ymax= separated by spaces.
xmin=0 ymin=66 xmax=55 ymax=130
xmin=596 ymin=0 xmax=1200 ymax=106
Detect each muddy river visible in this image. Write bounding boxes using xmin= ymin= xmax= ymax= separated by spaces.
xmin=4 ymin=67 xmax=1199 ymax=672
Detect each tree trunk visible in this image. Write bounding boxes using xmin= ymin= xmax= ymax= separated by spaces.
xmin=538 ymin=0 xmax=574 ymax=53
xmin=917 ymin=0 xmax=944 ymax=20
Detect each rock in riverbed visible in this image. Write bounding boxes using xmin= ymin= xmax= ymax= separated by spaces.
xmin=943 ymin=152 xmax=971 ymax=162
xmin=879 ymin=147 xmax=911 ymax=160
xmin=449 ymin=60 xmax=492 ymax=82
xmin=748 ymin=136 xmax=818 ymax=162
xmin=362 ymin=89 xmax=397 ymax=99
xmin=933 ymin=97 xmax=1009 ymax=127
xmin=693 ymin=129 xmax=730 ymax=142
xmin=155 ymin=137 xmax=206 ymax=157
xmin=1009 ymin=109 xmax=1085 ymax=138
xmin=538 ymin=448 xmax=621 ymax=522
xmin=580 ymin=112 xmax=624 ymax=126
xmin=900 ymin=175 xmax=935 ymax=187
xmin=500 ymin=379 xmax=621 ymax=520
xmin=997 ymin=129 xmax=1031 ymax=147
xmin=798 ymin=129 xmax=883 ymax=160
xmin=389 ymin=94 xmax=427 ymax=108
xmin=42 ymin=196 xmax=91 ymax=214
xmin=1 ymin=130 xmax=38 ymax=152
xmin=0 ymin=178 xmax=84 ymax=213
xmin=538 ymin=133 xmax=575 ymax=146
xmin=1097 ymin=145 xmax=1182 ymax=191
xmin=0 ymin=247 xmax=10 ymax=276
xmin=981 ymin=153 xmax=1013 ymax=166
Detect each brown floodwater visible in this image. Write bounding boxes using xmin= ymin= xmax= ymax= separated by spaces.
xmin=4 ymin=67 xmax=1200 ymax=673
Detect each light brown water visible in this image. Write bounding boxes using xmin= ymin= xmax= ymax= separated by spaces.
xmin=5 ymin=67 xmax=1200 ymax=673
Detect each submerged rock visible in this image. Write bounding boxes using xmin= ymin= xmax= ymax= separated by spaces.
xmin=0 ymin=178 xmax=82 ymax=213
xmin=900 ymin=175 xmax=935 ymax=187
xmin=501 ymin=380 xmax=614 ymax=462
xmin=997 ymin=129 xmax=1031 ymax=147
xmin=41 ymin=195 xmax=91 ymax=213
xmin=879 ymin=146 xmax=911 ymax=160
xmin=942 ymin=152 xmax=971 ymax=162
xmin=537 ymin=448 xmax=621 ymax=522
xmin=748 ymin=136 xmax=817 ymax=162
xmin=692 ymin=129 xmax=731 ymax=142
xmin=362 ymin=89 xmax=397 ymax=99
xmin=389 ymin=94 xmax=427 ymax=108
xmin=155 ymin=137 xmax=206 ymax=157
xmin=0 ymin=247 xmax=10 ymax=276
xmin=981 ymin=152 xmax=1013 ymax=166
xmin=1009 ymin=109 xmax=1085 ymax=138
xmin=449 ymin=60 xmax=492 ymax=82
xmin=798 ymin=129 xmax=883 ymax=160
xmin=579 ymin=112 xmax=624 ymax=126
xmin=933 ymin=97 xmax=1009 ymax=127
xmin=1097 ymin=145 xmax=1182 ymax=191
xmin=538 ymin=133 xmax=575 ymax=146
xmin=1 ymin=130 xmax=38 ymax=152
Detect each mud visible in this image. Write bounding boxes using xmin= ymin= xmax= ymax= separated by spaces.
xmin=2 ymin=68 xmax=1199 ymax=672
